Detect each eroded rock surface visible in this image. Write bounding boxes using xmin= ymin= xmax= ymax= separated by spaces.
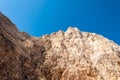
xmin=0 ymin=12 xmax=120 ymax=80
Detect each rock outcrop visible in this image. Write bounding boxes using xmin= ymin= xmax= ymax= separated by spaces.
xmin=0 ymin=12 xmax=120 ymax=80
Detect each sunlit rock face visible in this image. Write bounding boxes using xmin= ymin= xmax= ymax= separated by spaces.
xmin=0 ymin=12 xmax=120 ymax=80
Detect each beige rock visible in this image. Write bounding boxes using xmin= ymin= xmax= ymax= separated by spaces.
xmin=0 ymin=12 xmax=120 ymax=80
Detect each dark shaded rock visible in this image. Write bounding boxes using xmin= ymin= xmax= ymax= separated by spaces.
xmin=0 ymin=12 xmax=46 ymax=80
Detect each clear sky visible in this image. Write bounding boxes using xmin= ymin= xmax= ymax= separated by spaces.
xmin=0 ymin=0 xmax=120 ymax=44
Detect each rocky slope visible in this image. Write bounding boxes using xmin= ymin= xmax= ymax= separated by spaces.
xmin=0 ymin=12 xmax=120 ymax=80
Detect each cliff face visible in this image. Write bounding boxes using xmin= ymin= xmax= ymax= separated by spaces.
xmin=0 ymin=13 xmax=120 ymax=80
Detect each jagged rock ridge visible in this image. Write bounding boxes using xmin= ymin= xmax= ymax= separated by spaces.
xmin=0 ymin=12 xmax=120 ymax=80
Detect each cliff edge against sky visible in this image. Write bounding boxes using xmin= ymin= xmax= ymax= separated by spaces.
xmin=0 ymin=13 xmax=120 ymax=80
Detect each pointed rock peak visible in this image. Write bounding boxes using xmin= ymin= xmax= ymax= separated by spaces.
xmin=66 ymin=27 xmax=80 ymax=33
xmin=57 ymin=30 xmax=64 ymax=34
xmin=57 ymin=30 xmax=64 ymax=36
xmin=65 ymin=27 xmax=82 ymax=38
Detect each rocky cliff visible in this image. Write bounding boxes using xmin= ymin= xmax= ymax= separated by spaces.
xmin=0 ymin=12 xmax=120 ymax=80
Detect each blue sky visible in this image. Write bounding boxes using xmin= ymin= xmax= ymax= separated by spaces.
xmin=0 ymin=0 xmax=120 ymax=44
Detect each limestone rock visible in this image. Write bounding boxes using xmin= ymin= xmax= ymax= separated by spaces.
xmin=0 ymin=12 xmax=120 ymax=80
